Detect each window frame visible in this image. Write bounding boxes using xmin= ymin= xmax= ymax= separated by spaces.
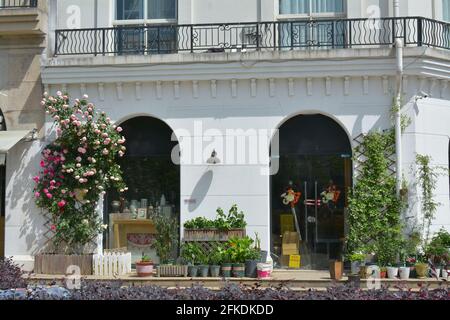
xmin=277 ymin=0 xmax=347 ymax=21
xmin=113 ymin=0 xmax=178 ymax=26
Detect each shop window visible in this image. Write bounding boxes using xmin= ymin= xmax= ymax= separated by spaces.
xmin=104 ymin=117 xmax=180 ymax=264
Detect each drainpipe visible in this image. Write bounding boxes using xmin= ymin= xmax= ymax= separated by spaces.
xmin=394 ymin=0 xmax=403 ymax=196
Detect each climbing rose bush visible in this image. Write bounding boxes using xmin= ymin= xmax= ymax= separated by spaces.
xmin=34 ymin=92 xmax=127 ymax=252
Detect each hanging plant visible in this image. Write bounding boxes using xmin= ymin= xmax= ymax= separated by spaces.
xmin=34 ymin=92 xmax=127 ymax=253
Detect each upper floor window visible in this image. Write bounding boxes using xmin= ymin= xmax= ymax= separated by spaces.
xmin=279 ymin=0 xmax=345 ymax=16
xmin=444 ymin=0 xmax=450 ymax=22
xmin=116 ymin=0 xmax=176 ymax=22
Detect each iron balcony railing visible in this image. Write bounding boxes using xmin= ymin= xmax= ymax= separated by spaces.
xmin=0 ymin=0 xmax=37 ymax=8
xmin=54 ymin=16 xmax=450 ymax=56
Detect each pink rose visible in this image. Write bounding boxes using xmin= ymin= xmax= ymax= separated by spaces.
xmin=46 ymin=193 xmax=53 ymax=199
xmin=34 ymin=192 xmax=40 ymax=198
xmin=116 ymin=127 xmax=123 ymax=133
xmin=57 ymin=200 xmax=66 ymax=208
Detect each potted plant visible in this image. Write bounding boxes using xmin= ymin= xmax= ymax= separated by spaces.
xmin=220 ymin=248 xmax=233 ymax=278
xmin=425 ymin=229 xmax=450 ymax=278
xmin=152 ymin=215 xmax=179 ymax=266
xmin=380 ymin=267 xmax=387 ymax=279
xmin=348 ymin=252 xmax=365 ymax=275
xmin=209 ymin=244 xmax=223 ymax=277
xmin=181 ymin=242 xmax=201 ymax=277
xmin=227 ymin=236 xmax=254 ymax=278
xmin=245 ymin=247 xmax=261 ymax=278
xmin=415 ymin=256 xmax=429 ymax=279
xmin=136 ymin=253 xmax=154 ymax=277
xmin=197 ymin=250 xmax=210 ymax=278
xmin=406 ymin=257 xmax=417 ymax=278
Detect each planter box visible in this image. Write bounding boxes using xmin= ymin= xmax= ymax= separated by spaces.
xmin=156 ymin=265 xmax=188 ymax=277
xmin=34 ymin=254 xmax=93 ymax=275
xmin=183 ymin=228 xmax=246 ymax=242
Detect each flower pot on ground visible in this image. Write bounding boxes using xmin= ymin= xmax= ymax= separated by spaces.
xmin=221 ymin=263 xmax=232 ymax=277
xmin=387 ymin=266 xmax=398 ymax=279
xmin=348 ymin=253 xmax=366 ymax=275
xmin=188 ymin=265 xmax=199 ymax=277
xmin=244 ymin=247 xmax=262 ymax=278
xmin=380 ymin=267 xmax=387 ymax=279
xmin=198 ymin=265 xmax=210 ymax=277
xmin=232 ymin=263 xmax=245 ymax=278
xmin=210 ymin=265 xmax=221 ymax=277
xmin=366 ymin=265 xmax=380 ymax=279
xmin=399 ymin=266 xmax=410 ymax=280
xmin=136 ymin=255 xmax=154 ymax=277
xmin=329 ymin=260 xmax=343 ymax=280
xmin=415 ymin=263 xmax=428 ymax=278
xmin=245 ymin=260 xmax=258 ymax=278
xmin=208 ymin=243 xmax=224 ymax=278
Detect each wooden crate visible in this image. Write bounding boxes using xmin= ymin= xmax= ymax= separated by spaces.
xmin=157 ymin=265 xmax=188 ymax=277
xmin=280 ymin=214 xmax=295 ymax=234
xmin=183 ymin=228 xmax=246 ymax=242
xmin=34 ymin=254 xmax=93 ymax=275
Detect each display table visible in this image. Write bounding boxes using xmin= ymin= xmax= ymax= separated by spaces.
xmin=112 ymin=219 xmax=156 ymax=249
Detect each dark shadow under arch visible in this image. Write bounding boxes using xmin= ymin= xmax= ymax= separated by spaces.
xmin=103 ymin=116 xmax=180 ymax=259
xmin=270 ymin=114 xmax=353 ymax=270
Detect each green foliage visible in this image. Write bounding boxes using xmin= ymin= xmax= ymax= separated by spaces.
xmin=183 ymin=205 xmax=247 ymax=231
xmin=34 ymin=93 xmax=126 ymax=253
xmin=226 ymin=236 xmax=257 ymax=263
xmin=347 ymin=130 xmax=403 ymax=264
xmin=180 ymin=242 xmax=202 ymax=265
xmin=140 ymin=254 xmax=152 ymax=263
xmin=347 ymin=253 xmax=366 ymax=263
xmin=415 ymin=154 xmax=441 ymax=246
xmin=152 ymin=215 xmax=179 ymax=264
xmin=425 ymin=229 xmax=450 ymax=266
xmin=208 ymin=244 xmax=224 ymax=265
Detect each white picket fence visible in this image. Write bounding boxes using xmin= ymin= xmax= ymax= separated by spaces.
xmin=93 ymin=252 xmax=132 ymax=277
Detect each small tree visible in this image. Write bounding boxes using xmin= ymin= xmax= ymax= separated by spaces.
xmin=152 ymin=215 xmax=179 ymax=264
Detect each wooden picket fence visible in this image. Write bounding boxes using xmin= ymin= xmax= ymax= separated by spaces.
xmin=93 ymin=252 xmax=132 ymax=277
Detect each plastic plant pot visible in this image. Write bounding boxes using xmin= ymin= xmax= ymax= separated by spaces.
xmin=198 ymin=265 xmax=209 ymax=277
xmin=188 ymin=265 xmax=199 ymax=277
xmin=221 ymin=263 xmax=232 ymax=278
xmin=210 ymin=265 xmax=221 ymax=277
xmin=232 ymin=263 xmax=245 ymax=278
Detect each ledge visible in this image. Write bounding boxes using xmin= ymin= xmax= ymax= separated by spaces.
xmin=0 ymin=7 xmax=44 ymax=36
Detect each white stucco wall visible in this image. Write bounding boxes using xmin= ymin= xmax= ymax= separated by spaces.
xmin=39 ymin=47 xmax=450 ymax=256
xmin=4 ymin=140 xmax=47 ymax=271
xmin=53 ymin=0 xmax=445 ymax=30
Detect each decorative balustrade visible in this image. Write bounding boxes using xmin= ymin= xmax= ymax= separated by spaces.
xmin=54 ymin=16 xmax=449 ymax=56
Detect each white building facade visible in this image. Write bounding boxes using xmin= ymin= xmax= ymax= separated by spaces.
xmin=2 ymin=0 xmax=450 ymax=270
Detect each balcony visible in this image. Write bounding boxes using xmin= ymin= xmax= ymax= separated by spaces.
xmin=0 ymin=0 xmax=43 ymax=36
xmin=0 ymin=0 xmax=37 ymax=8
xmin=54 ymin=17 xmax=450 ymax=57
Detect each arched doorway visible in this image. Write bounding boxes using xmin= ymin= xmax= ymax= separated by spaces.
xmin=271 ymin=114 xmax=352 ymax=270
xmin=104 ymin=116 xmax=180 ymax=263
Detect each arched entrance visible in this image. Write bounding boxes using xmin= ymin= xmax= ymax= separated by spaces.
xmin=104 ymin=116 xmax=180 ymax=263
xmin=271 ymin=114 xmax=352 ymax=270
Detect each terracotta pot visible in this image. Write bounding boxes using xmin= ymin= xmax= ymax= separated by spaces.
xmin=136 ymin=261 xmax=154 ymax=277
xmin=380 ymin=271 xmax=387 ymax=279
xmin=329 ymin=260 xmax=343 ymax=280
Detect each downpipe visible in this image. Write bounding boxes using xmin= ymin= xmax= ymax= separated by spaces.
xmin=394 ymin=38 xmax=403 ymax=197
xmin=394 ymin=0 xmax=403 ymax=197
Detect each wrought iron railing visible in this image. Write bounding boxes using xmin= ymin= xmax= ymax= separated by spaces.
xmin=0 ymin=0 xmax=37 ymax=8
xmin=54 ymin=17 xmax=450 ymax=56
